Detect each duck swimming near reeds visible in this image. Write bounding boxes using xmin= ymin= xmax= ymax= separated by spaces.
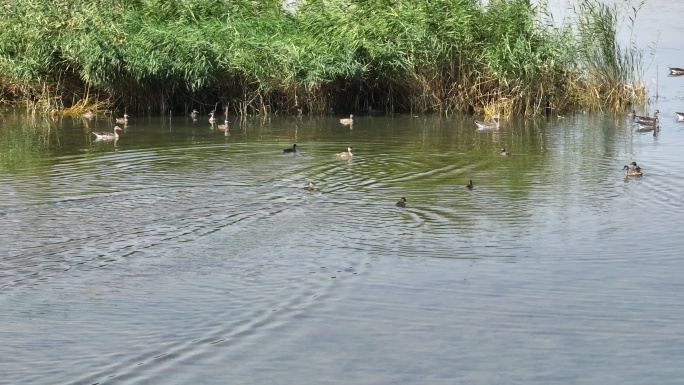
xmin=208 ymin=111 xmax=217 ymax=123
xmin=669 ymin=67 xmax=684 ymax=76
xmin=93 ymin=126 xmax=123 ymax=141
xmin=635 ymin=110 xmax=660 ymax=123
xmin=636 ymin=117 xmax=659 ymax=131
xmin=190 ymin=109 xmax=199 ymax=120
xmin=217 ymin=119 xmax=229 ymax=131
xmin=336 ymin=146 xmax=354 ymax=158
xmin=500 ymin=148 xmax=510 ymax=156
xmin=466 ymin=180 xmax=474 ymax=190
xmin=283 ymin=144 xmax=297 ymax=153
xmin=475 ymin=115 xmax=500 ymax=130
xmin=82 ymin=110 xmax=95 ymax=119
xmin=339 ymin=114 xmax=354 ymax=126
xmin=115 ymin=114 xmax=129 ymax=124
xmin=395 ymin=197 xmax=407 ymax=208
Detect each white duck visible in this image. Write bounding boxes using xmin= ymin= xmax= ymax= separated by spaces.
xmin=93 ymin=126 xmax=123 ymax=141
xmin=336 ymin=146 xmax=354 ymax=158
xmin=474 ymin=114 xmax=500 ymax=130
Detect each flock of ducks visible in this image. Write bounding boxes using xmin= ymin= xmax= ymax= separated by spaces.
xmin=86 ymin=105 xmax=648 ymax=200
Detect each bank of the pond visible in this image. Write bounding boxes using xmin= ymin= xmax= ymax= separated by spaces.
xmin=0 ymin=0 xmax=646 ymax=117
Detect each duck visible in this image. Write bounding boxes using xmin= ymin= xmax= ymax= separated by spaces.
xmin=636 ymin=117 xmax=659 ymax=131
xmin=500 ymin=148 xmax=510 ymax=156
xmin=466 ymin=180 xmax=474 ymax=190
xmin=623 ymin=163 xmax=643 ymax=177
xmin=474 ymin=114 xmax=500 ymax=130
xmin=395 ymin=197 xmax=407 ymax=208
xmin=669 ymin=67 xmax=684 ymax=76
xmin=302 ymin=182 xmax=316 ymax=192
xmin=190 ymin=109 xmax=199 ymax=120
xmin=208 ymin=111 xmax=217 ymax=123
xmin=339 ymin=114 xmax=354 ymax=125
xmin=634 ymin=109 xmax=660 ymax=123
xmin=82 ymin=110 xmax=95 ymax=119
xmin=217 ymin=119 xmax=229 ymax=131
xmin=115 ymin=114 xmax=130 ymax=124
xmin=93 ymin=126 xmax=123 ymax=141
xmin=283 ymin=144 xmax=297 ymax=153
xmin=675 ymin=112 xmax=684 ymax=121
xmin=336 ymin=146 xmax=354 ymax=158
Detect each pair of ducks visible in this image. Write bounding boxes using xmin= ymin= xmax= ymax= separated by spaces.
xmin=83 ymin=110 xmax=130 ymax=123
xmin=396 ymin=179 xmax=474 ymax=208
xmin=208 ymin=111 xmax=229 ymax=130
xmin=283 ymin=144 xmax=354 ymax=158
xmin=623 ymin=161 xmax=643 ymax=177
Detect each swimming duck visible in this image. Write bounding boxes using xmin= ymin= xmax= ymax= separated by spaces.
xmin=466 ymin=180 xmax=473 ymax=190
xmin=675 ymin=112 xmax=684 ymax=121
xmin=190 ymin=109 xmax=199 ymax=120
xmin=636 ymin=117 xmax=659 ymax=131
xmin=339 ymin=114 xmax=354 ymax=125
xmin=669 ymin=67 xmax=684 ymax=76
xmin=283 ymin=144 xmax=297 ymax=153
xmin=500 ymin=148 xmax=510 ymax=156
xmin=217 ymin=119 xmax=229 ymax=131
xmin=302 ymin=182 xmax=316 ymax=192
xmin=208 ymin=111 xmax=217 ymax=123
xmin=82 ymin=110 xmax=95 ymax=119
xmin=395 ymin=197 xmax=407 ymax=208
xmin=474 ymin=115 xmax=500 ymax=130
xmin=336 ymin=146 xmax=354 ymax=158
xmin=115 ymin=114 xmax=130 ymax=124
xmin=634 ymin=110 xmax=660 ymax=123
xmin=93 ymin=126 xmax=123 ymax=141
xmin=623 ymin=164 xmax=643 ymax=177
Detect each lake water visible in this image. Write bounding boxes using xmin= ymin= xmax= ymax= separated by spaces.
xmin=3 ymin=2 xmax=684 ymax=384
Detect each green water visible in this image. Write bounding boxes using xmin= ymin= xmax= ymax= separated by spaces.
xmin=1 ymin=103 xmax=684 ymax=384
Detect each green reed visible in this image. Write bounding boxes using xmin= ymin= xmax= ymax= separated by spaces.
xmin=0 ymin=0 xmax=646 ymax=116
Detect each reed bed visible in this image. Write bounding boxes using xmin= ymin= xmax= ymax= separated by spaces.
xmin=0 ymin=0 xmax=646 ymax=116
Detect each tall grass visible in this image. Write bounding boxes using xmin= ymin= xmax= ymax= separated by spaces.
xmin=0 ymin=0 xmax=646 ymax=116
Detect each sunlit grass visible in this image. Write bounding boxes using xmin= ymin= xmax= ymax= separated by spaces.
xmin=0 ymin=0 xmax=647 ymax=117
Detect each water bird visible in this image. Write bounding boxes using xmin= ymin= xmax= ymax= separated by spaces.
xmin=636 ymin=117 xmax=659 ymax=131
xmin=500 ymin=148 xmax=510 ymax=156
xmin=336 ymin=146 xmax=354 ymax=158
xmin=623 ymin=162 xmax=643 ymax=177
xmin=283 ymin=144 xmax=297 ymax=153
xmin=675 ymin=112 xmax=684 ymax=121
xmin=82 ymin=110 xmax=95 ymax=119
xmin=339 ymin=114 xmax=354 ymax=125
xmin=115 ymin=114 xmax=130 ymax=124
xmin=395 ymin=197 xmax=407 ymax=208
xmin=208 ymin=111 xmax=217 ymax=123
xmin=627 ymin=109 xmax=636 ymax=119
xmin=302 ymin=182 xmax=316 ymax=192
xmin=217 ymin=119 xmax=229 ymax=131
xmin=635 ymin=110 xmax=660 ymax=123
xmin=93 ymin=126 xmax=123 ymax=141
xmin=190 ymin=109 xmax=199 ymax=120
xmin=466 ymin=180 xmax=474 ymax=190
xmin=474 ymin=114 xmax=500 ymax=130
xmin=669 ymin=67 xmax=684 ymax=76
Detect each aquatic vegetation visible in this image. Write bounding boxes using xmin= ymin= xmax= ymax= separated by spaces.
xmin=0 ymin=0 xmax=647 ymax=116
